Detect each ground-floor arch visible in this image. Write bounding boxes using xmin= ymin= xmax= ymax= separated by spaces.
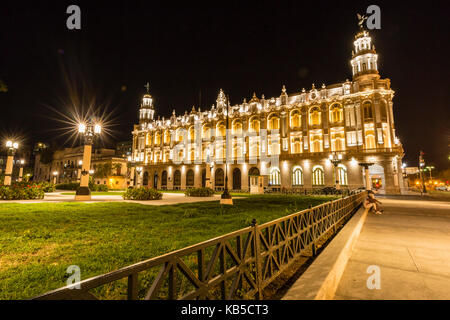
xmin=233 ymin=168 xmax=241 ymax=190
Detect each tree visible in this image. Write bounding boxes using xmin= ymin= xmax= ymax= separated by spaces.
xmin=112 ymin=163 xmax=122 ymax=176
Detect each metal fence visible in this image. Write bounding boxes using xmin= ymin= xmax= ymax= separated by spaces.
xmin=33 ymin=191 xmax=366 ymax=300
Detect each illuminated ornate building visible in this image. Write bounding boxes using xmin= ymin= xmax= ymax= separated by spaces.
xmin=131 ymin=27 xmax=404 ymax=194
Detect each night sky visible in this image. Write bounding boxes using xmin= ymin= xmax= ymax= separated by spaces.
xmin=0 ymin=0 xmax=449 ymax=169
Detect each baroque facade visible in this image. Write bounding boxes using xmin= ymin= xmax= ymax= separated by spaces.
xmin=131 ymin=27 xmax=404 ymax=194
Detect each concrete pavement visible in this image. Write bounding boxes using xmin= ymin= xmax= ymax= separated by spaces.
xmin=334 ymin=197 xmax=450 ymax=300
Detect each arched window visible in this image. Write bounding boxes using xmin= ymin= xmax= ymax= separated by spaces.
xmin=337 ymin=164 xmax=348 ymax=186
xmin=146 ymin=133 xmax=152 ymax=146
xmin=163 ymin=130 xmax=171 ymax=144
xmin=290 ymin=110 xmax=301 ymax=128
xmin=365 ymin=133 xmax=376 ymax=149
xmin=292 ymin=166 xmax=303 ymax=186
xmin=163 ymin=151 xmax=170 ymax=163
xmin=267 ymin=114 xmax=280 ymax=130
xmin=177 ymin=149 xmax=185 ymax=162
xmin=309 ymin=107 xmax=321 ymax=126
xmin=202 ymin=125 xmax=211 ymax=140
xmin=232 ymin=137 xmax=242 ymax=160
xmin=310 ymin=132 xmax=323 ymax=153
xmin=186 ymin=169 xmax=194 ymax=186
xmin=216 ymin=122 xmax=226 ymax=137
xmin=176 ymin=128 xmax=185 ymax=142
xmin=291 ymin=137 xmax=302 ymax=154
xmin=161 ymin=171 xmax=168 ymax=186
xmin=249 ymin=117 xmax=260 ymax=133
xmin=269 ymin=167 xmax=281 ymax=186
xmin=363 ymin=101 xmax=373 ymax=120
xmin=330 ymin=104 xmax=343 ymax=123
xmin=331 ymin=129 xmax=345 ymax=152
xmin=312 ymin=165 xmax=325 ymax=186
xmin=143 ymin=171 xmax=149 ymax=186
xmin=188 ymin=126 xmax=195 ymax=141
xmin=232 ymin=120 xmax=242 ymax=134
xmin=154 ymin=132 xmax=161 ymax=145
xmin=215 ymin=168 xmax=224 ymax=186
xmin=174 ymin=170 xmax=181 ymax=186
xmin=380 ymin=100 xmax=388 ymax=121
xmin=249 ymin=139 xmax=259 ymax=158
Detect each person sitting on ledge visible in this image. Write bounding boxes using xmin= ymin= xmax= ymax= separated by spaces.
xmin=364 ymin=190 xmax=383 ymax=215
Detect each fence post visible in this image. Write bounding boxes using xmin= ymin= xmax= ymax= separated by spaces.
xmin=251 ymin=219 xmax=263 ymax=299
xmin=127 ymin=273 xmax=139 ymax=300
xmin=307 ymin=205 xmax=318 ymax=256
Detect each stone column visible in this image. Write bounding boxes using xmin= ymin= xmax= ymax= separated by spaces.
xmin=205 ymin=163 xmax=212 ymax=188
xmin=75 ymin=144 xmax=92 ymax=200
xmin=382 ymin=160 xmax=401 ymax=194
xmin=129 ymin=166 xmax=135 ymax=188
xmin=18 ymin=166 xmax=24 ymax=182
xmin=3 ymin=154 xmax=14 ymax=186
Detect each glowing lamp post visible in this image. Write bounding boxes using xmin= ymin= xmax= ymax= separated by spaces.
xmin=4 ymin=140 xmax=19 ymax=186
xmin=127 ymin=156 xmax=136 ymax=188
xmin=329 ymin=152 xmax=343 ymax=190
xmin=18 ymin=159 xmax=25 ymax=182
xmin=52 ymin=171 xmax=58 ymax=184
xmin=75 ymin=120 xmax=101 ymax=200
xmin=220 ymin=96 xmax=233 ymax=205
xmin=205 ymin=149 xmax=212 ymax=189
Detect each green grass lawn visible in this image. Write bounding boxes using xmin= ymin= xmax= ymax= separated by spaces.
xmin=0 ymin=195 xmax=335 ymax=299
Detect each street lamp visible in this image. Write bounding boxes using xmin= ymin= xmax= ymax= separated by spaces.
xmin=205 ymin=148 xmax=215 ymax=189
xmin=52 ymin=171 xmax=58 ymax=184
xmin=220 ymin=95 xmax=233 ymax=205
xmin=3 ymin=140 xmax=19 ymax=186
xmin=425 ymin=166 xmax=435 ymax=180
xmin=127 ymin=156 xmax=136 ymax=188
xmin=18 ymin=159 xmax=25 ymax=182
xmin=75 ymin=119 xmax=102 ymax=200
xmin=419 ymin=151 xmax=426 ymax=194
xmin=329 ymin=152 xmax=343 ymax=190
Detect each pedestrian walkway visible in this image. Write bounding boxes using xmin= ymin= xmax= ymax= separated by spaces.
xmin=334 ymin=197 xmax=450 ymax=300
xmin=0 ymin=191 xmax=225 ymax=205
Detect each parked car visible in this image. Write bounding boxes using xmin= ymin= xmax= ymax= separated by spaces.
xmin=435 ymin=186 xmax=448 ymax=191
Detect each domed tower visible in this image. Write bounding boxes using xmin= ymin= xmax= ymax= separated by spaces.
xmin=350 ymin=27 xmax=380 ymax=82
xmin=139 ymin=82 xmax=155 ymax=124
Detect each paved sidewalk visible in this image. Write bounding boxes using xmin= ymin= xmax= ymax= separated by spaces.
xmin=0 ymin=192 xmax=224 ymax=205
xmin=335 ymin=198 xmax=450 ymax=300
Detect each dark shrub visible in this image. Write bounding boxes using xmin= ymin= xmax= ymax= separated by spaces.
xmin=0 ymin=184 xmax=45 ymax=200
xmin=39 ymin=181 xmax=55 ymax=192
xmin=91 ymin=184 xmax=108 ymax=192
xmin=55 ymin=183 xmax=80 ymax=190
xmin=185 ymin=187 xmax=215 ymax=197
xmin=122 ymin=187 xmax=162 ymax=200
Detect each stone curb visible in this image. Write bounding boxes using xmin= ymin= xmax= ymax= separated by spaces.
xmin=282 ymin=206 xmax=369 ymax=300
